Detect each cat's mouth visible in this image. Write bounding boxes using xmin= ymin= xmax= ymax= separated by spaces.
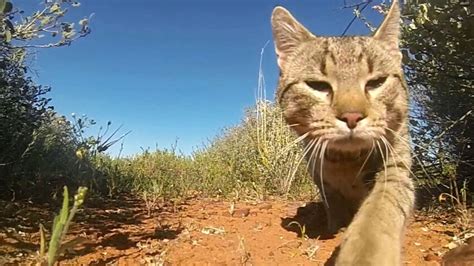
xmin=322 ymin=132 xmax=376 ymax=161
xmin=301 ymin=124 xmax=384 ymax=161
xmin=324 ymin=147 xmax=371 ymax=162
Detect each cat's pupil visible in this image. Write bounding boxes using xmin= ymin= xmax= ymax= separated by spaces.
xmin=305 ymin=81 xmax=332 ymax=93
xmin=365 ymin=76 xmax=388 ymax=91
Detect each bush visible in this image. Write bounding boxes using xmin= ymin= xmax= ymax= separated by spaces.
xmin=98 ymin=101 xmax=315 ymax=203
xmin=192 ymin=101 xmax=314 ymax=200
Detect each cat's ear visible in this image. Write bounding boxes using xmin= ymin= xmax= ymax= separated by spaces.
xmin=271 ymin=7 xmax=314 ymax=68
xmin=373 ymin=0 xmax=401 ymax=52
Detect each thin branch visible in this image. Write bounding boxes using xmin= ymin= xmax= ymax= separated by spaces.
xmin=341 ymin=0 xmax=373 ymax=9
xmin=426 ymin=110 xmax=473 ymax=148
xmin=4 ymin=32 xmax=90 ymax=49
xmin=341 ymin=1 xmax=372 ymax=36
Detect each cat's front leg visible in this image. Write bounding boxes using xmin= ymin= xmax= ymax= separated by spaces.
xmin=335 ymin=167 xmax=415 ymax=266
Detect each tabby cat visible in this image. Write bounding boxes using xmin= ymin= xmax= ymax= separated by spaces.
xmin=271 ymin=0 xmax=415 ymax=264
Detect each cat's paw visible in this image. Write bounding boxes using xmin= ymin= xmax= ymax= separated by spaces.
xmin=335 ymin=235 xmax=400 ymax=266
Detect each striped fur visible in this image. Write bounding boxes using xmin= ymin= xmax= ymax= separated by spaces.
xmin=271 ymin=1 xmax=414 ymax=265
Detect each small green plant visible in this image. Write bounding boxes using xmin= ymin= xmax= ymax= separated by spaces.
xmin=439 ymin=179 xmax=471 ymax=232
xmin=38 ymin=186 xmax=87 ymax=265
xmin=288 ymin=221 xmax=308 ymax=241
xmin=142 ymin=179 xmax=162 ymax=217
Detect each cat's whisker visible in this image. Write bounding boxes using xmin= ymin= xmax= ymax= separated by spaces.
xmin=288 ymin=123 xmax=301 ymax=128
xmin=375 ymin=139 xmax=389 ymax=198
xmin=383 ymin=127 xmax=435 ymax=184
xmin=305 ymin=138 xmax=322 ymax=200
xmin=380 ymin=136 xmax=403 ymax=189
xmin=353 ymin=139 xmax=376 ymax=186
xmin=278 ymin=131 xmax=310 ymax=156
xmin=383 ymin=126 xmax=426 ymax=159
xmin=304 ymin=137 xmax=317 ymax=154
xmin=319 ymin=140 xmax=329 ymax=209
xmin=285 ymin=137 xmax=318 ymax=191
xmin=383 ymin=126 xmax=432 ymax=154
xmin=294 ymin=131 xmax=310 ymax=143
xmin=379 ymin=135 xmax=432 ymax=195
xmin=380 ymin=135 xmax=420 ymax=186
xmin=308 ymin=138 xmax=323 ymax=195
xmin=380 ymin=136 xmax=398 ymax=170
xmin=281 ymin=136 xmax=317 ymax=192
xmin=301 ymin=137 xmax=318 ymax=166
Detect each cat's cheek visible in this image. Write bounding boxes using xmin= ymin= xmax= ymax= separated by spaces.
xmin=386 ymin=109 xmax=404 ymax=132
xmin=282 ymin=106 xmax=312 ymax=133
xmin=367 ymin=88 xmax=385 ymax=101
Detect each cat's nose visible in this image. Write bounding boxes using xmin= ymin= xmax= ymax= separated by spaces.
xmin=337 ymin=112 xmax=366 ymax=129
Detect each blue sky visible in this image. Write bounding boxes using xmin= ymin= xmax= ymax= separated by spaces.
xmin=22 ymin=0 xmax=383 ymax=156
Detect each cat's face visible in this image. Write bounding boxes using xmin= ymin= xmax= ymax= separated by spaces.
xmin=272 ymin=2 xmax=408 ymax=159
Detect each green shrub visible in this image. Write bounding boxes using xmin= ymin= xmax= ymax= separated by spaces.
xmin=38 ymin=186 xmax=88 ymax=265
xmin=191 ymin=101 xmax=314 ymax=200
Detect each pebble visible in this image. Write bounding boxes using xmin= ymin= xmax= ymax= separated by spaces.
xmin=258 ymin=203 xmax=272 ymax=210
xmin=424 ymin=253 xmax=438 ymax=262
xmin=232 ymin=208 xmax=250 ymax=218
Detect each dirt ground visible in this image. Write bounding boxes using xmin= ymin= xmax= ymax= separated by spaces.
xmin=0 ymin=195 xmax=471 ymax=265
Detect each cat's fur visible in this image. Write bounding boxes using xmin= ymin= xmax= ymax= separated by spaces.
xmin=271 ymin=0 xmax=415 ymax=265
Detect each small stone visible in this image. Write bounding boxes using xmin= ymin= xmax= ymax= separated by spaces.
xmin=201 ymin=226 xmax=225 ymax=235
xmin=447 ymin=242 xmax=458 ymax=250
xmin=424 ymin=253 xmax=438 ymax=262
xmin=258 ymin=203 xmax=272 ymax=210
xmin=232 ymin=208 xmax=250 ymax=218
xmin=221 ymin=211 xmax=232 ymax=217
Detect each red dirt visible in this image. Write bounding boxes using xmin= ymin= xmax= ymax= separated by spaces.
xmin=0 ymin=195 xmax=470 ymax=265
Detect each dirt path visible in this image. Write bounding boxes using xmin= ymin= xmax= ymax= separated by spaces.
xmin=0 ymin=196 xmax=467 ymax=265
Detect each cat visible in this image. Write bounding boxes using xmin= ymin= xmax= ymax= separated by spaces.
xmin=271 ymin=0 xmax=415 ymax=265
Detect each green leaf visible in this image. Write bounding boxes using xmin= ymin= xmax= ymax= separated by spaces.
xmin=63 ymin=29 xmax=76 ymax=39
xmin=49 ymin=3 xmax=60 ymax=13
xmin=39 ymin=224 xmax=46 ymax=257
xmin=0 ymin=0 xmax=6 ymax=14
xmin=41 ymin=16 xmax=51 ymax=26
xmin=4 ymin=19 xmax=14 ymax=32
xmin=59 ymin=186 xmax=69 ymax=224
xmin=48 ymin=186 xmax=69 ymax=266
xmin=3 ymin=1 xmax=11 ymax=13
xmin=0 ymin=0 xmax=10 ymax=14
xmin=4 ymin=30 xmax=11 ymax=42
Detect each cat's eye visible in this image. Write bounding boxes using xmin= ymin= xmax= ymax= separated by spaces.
xmin=305 ymin=81 xmax=332 ymax=93
xmin=365 ymin=76 xmax=388 ymax=91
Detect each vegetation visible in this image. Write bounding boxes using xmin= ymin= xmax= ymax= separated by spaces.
xmin=0 ymin=0 xmax=94 ymax=200
xmin=38 ymin=186 xmax=87 ymax=266
xmin=93 ymin=100 xmax=314 ymax=205
xmin=0 ymin=0 xmax=471 ymax=242
xmin=345 ymin=0 xmax=473 ymax=227
xmin=402 ymin=0 xmax=473 ymax=198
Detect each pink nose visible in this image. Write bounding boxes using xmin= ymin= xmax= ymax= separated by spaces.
xmin=338 ymin=112 xmax=365 ymax=129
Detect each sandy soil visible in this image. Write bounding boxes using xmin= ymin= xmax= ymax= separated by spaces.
xmin=0 ymin=195 xmax=470 ymax=265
